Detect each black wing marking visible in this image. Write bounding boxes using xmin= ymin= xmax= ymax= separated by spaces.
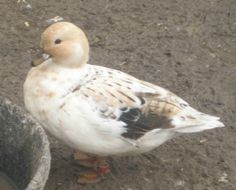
xmin=118 ymin=107 xmax=173 ymax=140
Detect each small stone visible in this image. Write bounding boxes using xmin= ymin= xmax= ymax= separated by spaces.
xmin=218 ymin=172 xmax=229 ymax=183
xmin=25 ymin=4 xmax=32 ymax=9
xmin=199 ymin=138 xmax=207 ymax=144
xmin=24 ymin=21 xmax=30 ymax=27
xmin=175 ymin=180 xmax=185 ymax=186
xmin=209 ymin=53 xmax=216 ymax=58
xmin=45 ymin=16 xmax=64 ymax=24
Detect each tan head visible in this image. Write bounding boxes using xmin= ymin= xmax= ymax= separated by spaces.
xmin=40 ymin=22 xmax=89 ymax=67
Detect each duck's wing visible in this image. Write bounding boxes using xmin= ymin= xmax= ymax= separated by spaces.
xmin=75 ymin=66 xmax=224 ymax=140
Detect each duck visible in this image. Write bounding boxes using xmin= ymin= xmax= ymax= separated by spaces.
xmin=24 ymin=21 xmax=224 ymax=184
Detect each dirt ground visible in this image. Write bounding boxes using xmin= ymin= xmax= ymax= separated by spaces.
xmin=0 ymin=0 xmax=235 ymax=189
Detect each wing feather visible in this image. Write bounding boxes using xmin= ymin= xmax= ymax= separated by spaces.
xmin=74 ymin=66 xmax=187 ymax=139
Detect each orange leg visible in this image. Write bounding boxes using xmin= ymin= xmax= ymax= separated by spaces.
xmin=73 ymin=151 xmax=110 ymax=184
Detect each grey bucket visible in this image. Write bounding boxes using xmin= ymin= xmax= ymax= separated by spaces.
xmin=0 ymin=98 xmax=51 ymax=190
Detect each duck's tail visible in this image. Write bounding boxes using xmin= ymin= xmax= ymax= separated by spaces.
xmin=172 ymin=108 xmax=224 ymax=133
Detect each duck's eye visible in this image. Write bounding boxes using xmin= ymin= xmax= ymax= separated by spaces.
xmin=54 ymin=39 xmax=62 ymax=44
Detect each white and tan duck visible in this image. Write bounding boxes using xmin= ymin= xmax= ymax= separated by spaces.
xmin=24 ymin=22 xmax=224 ymax=184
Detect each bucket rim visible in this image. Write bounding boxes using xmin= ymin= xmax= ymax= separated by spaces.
xmin=0 ymin=97 xmax=51 ymax=190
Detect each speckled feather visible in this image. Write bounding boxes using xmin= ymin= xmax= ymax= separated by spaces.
xmin=74 ymin=65 xmax=186 ymax=139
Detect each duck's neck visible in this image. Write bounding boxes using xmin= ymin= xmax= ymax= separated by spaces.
xmin=52 ymin=57 xmax=88 ymax=69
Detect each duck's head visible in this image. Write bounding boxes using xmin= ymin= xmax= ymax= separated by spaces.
xmin=35 ymin=22 xmax=89 ymax=68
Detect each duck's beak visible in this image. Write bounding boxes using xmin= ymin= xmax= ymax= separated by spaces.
xmin=31 ymin=50 xmax=51 ymax=67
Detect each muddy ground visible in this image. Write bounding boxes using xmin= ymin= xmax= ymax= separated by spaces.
xmin=0 ymin=0 xmax=236 ymax=189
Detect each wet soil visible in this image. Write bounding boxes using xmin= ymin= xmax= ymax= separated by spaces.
xmin=0 ymin=0 xmax=236 ymax=189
